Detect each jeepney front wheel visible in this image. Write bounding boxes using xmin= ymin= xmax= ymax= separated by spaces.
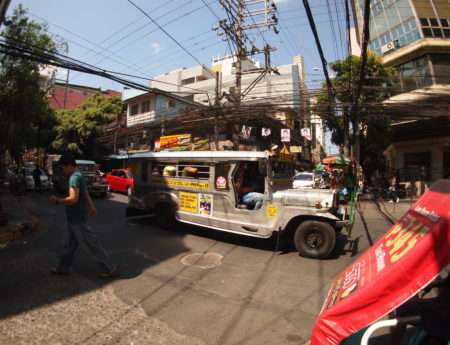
xmin=155 ymin=203 xmax=176 ymax=230
xmin=294 ymin=221 xmax=336 ymax=259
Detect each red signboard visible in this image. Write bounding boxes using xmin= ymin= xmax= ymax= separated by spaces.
xmin=310 ymin=180 xmax=450 ymax=345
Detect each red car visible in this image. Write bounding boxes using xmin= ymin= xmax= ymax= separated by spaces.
xmin=105 ymin=169 xmax=134 ymax=195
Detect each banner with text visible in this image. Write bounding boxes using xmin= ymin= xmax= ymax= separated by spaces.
xmin=310 ymin=180 xmax=450 ymax=345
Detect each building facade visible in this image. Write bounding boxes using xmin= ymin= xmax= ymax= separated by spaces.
xmin=150 ymin=55 xmax=306 ymax=109
xmin=352 ymin=0 xmax=450 ymax=185
xmin=148 ymin=55 xmax=311 ymax=160
xmin=352 ymin=0 xmax=450 ymax=91
xmin=97 ymin=88 xmax=202 ymax=155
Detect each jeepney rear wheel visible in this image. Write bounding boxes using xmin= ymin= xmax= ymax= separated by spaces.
xmin=294 ymin=221 xmax=336 ymax=259
xmin=155 ymin=203 xmax=176 ymax=230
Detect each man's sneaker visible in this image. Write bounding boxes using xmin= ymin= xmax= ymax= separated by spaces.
xmin=388 ymin=200 xmax=394 ymax=203
xmin=98 ymin=266 xmax=119 ymax=279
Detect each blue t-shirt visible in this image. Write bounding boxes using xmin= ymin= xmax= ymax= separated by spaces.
xmin=66 ymin=171 xmax=88 ymax=224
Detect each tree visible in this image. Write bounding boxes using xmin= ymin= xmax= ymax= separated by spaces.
xmin=52 ymin=94 xmax=122 ymax=157
xmin=316 ymin=53 xmax=396 ymax=177
xmin=0 ymin=5 xmax=63 ymax=162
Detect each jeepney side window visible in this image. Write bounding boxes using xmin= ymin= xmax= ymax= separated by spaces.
xmin=151 ymin=163 xmax=176 ymax=177
xmin=214 ymin=163 xmax=230 ymax=190
xmin=141 ymin=161 xmax=148 ymax=182
xmin=177 ymin=163 xmax=210 ymax=180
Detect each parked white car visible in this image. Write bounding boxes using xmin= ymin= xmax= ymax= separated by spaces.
xmin=292 ymin=172 xmax=315 ymax=189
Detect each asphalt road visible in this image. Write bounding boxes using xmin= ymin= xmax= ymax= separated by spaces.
xmin=0 ymin=192 xmax=394 ymax=345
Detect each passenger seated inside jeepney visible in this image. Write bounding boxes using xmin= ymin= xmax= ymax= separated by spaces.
xmin=162 ymin=165 xmax=176 ymax=177
xmin=182 ymin=166 xmax=198 ymax=178
xmin=235 ymin=163 xmax=265 ymax=210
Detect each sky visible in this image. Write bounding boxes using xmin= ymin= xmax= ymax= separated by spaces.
xmin=5 ymin=0 xmax=351 ymax=92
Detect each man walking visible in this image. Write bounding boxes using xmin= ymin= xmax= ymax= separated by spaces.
xmin=32 ymin=165 xmax=41 ymax=191
xmin=49 ymin=154 xmax=117 ymax=277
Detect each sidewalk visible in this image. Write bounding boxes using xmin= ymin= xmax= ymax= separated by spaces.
xmin=0 ymin=188 xmax=45 ymax=247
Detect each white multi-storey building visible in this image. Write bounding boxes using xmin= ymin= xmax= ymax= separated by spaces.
xmin=150 ymin=55 xmax=306 ymax=110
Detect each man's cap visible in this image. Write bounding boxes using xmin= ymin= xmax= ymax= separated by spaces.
xmin=58 ymin=153 xmax=77 ymax=166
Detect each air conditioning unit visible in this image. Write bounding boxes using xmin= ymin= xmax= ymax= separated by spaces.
xmin=381 ymin=40 xmax=399 ymax=54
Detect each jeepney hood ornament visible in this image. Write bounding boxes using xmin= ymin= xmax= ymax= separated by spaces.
xmin=273 ymin=189 xmax=336 ymax=209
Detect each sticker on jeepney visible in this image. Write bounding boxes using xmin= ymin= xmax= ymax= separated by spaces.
xmin=215 ymin=176 xmax=227 ymax=189
xmin=179 ymin=192 xmax=198 ymax=213
xmin=198 ymin=193 xmax=213 ymax=216
xmin=266 ymin=204 xmax=278 ymax=218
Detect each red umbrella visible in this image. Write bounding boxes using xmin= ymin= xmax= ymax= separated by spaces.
xmin=310 ymin=179 xmax=450 ymax=345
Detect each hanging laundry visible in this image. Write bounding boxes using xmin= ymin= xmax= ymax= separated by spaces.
xmin=241 ymin=125 xmax=252 ymax=139
xmin=261 ymin=128 xmax=271 ymax=137
xmin=281 ymin=128 xmax=290 ymax=142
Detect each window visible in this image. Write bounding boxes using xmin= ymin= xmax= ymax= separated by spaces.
xmin=432 ymin=28 xmax=443 ymax=37
xmin=396 ymin=55 xmax=433 ymax=92
xmin=177 ymin=163 xmax=210 ymax=180
xmin=420 ymin=17 xmax=446 ymax=38
xmin=422 ymin=28 xmax=433 ymax=37
xmin=429 ymin=18 xmax=439 ymax=27
xmin=181 ymin=77 xmax=195 ymax=85
xmin=167 ymin=99 xmax=176 ymax=108
xmin=429 ymin=18 xmax=439 ymax=26
xmin=112 ymin=170 xmax=125 ymax=178
xmin=444 ymin=29 xmax=450 ymax=38
xmin=141 ymin=161 xmax=148 ymax=182
xmin=420 ymin=18 xmax=429 ymax=26
xmin=431 ymin=54 xmax=450 ymax=84
xmin=294 ymin=173 xmax=313 ymax=181
xmin=130 ymin=104 xmax=139 ymax=116
xmin=141 ymin=100 xmax=150 ymax=113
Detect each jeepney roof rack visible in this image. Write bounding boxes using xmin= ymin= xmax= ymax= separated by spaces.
xmin=126 ymin=151 xmax=270 ymax=160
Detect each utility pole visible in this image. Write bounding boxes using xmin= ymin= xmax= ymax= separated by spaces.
xmin=0 ymin=0 xmax=11 ymax=26
xmin=352 ymin=0 xmax=371 ymax=164
xmin=235 ymin=0 xmax=243 ymax=106
xmin=216 ymin=0 xmax=279 ymax=149
xmin=214 ymin=71 xmax=222 ymax=149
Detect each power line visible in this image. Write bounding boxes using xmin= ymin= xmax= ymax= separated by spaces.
xmin=0 ymin=35 xmax=213 ymax=95
xmin=127 ymin=0 xmax=206 ymax=68
xmin=301 ymin=0 xmax=334 ymax=100
xmin=325 ymin=0 xmax=340 ymax=61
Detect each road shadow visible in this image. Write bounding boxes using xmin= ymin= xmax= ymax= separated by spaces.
xmin=136 ymin=215 xmax=357 ymax=262
xmin=132 ymin=216 xmax=280 ymax=252
xmin=0 ymin=193 xmax=191 ymax=320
